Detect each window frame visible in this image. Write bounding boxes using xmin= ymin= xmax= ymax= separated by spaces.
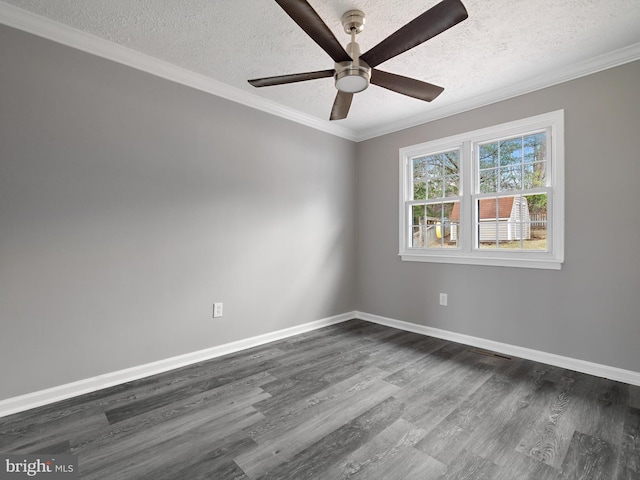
xmin=399 ymin=110 xmax=564 ymax=270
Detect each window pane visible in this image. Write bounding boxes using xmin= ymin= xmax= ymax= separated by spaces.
xmin=524 ymin=193 xmax=548 ymax=251
xmin=448 ymin=221 xmax=460 ymax=248
xmin=426 ymin=203 xmax=442 ymax=220
xmin=499 ymin=166 xmax=522 ymax=191
xmin=479 ymin=168 xmax=498 ymax=193
xmin=526 ymin=193 xmax=547 ymax=217
xmin=412 ymin=201 xmax=459 ymax=249
xmin=426 ymin=155 xmax=443 ymax=177
xmin=523 ymin=163 xmax=546 ymax=189
xmin=479 ymin=132 xmax=547 ymax=194
xmin=412 ymin=158 xmax=426 ymax=200
xmin=444 ymin=151 xmax=460 ymax=173
xmin=479 ymin=143 xmax=498 ymax=169
xmin=413 ymin=157 xmax=426 ymax=180
xmin=522 ymin=223 xmax=547 ymax=251
xmin=499 ymin=137 xmax=522 ymax=166
xmin=531 ymin=161 xmax=547 ymax=187
xmin=445 ymin=175 xmax=459 ymax=197
xmin=412 ymin=204 xmax=425 ymax=223
xmin=428 ymin=178 xmax=443 ymax=199
xmin=417 ymin=149 xmax=460 ymax=199
xmin=413 ymin=181 xmax=426 ymax=200
xmin=477 ymin=197 xmax=511 ymax=248
xmin=476 ymin=195 xmax=547 ymax=251
xmin=523 ymin=164 xmax=534 ymax=189
xmin=412 ymin=226 xmax=426 ymax=248
xmin=478 ymin=221 xmax=500 ymax=248
xmin=411 ymin=204 xmax=426 ymax=248
xmin=523 ymin=132 xmax=546 ymax=163
xmin=442 ymin=201 xmax=456 ymax=220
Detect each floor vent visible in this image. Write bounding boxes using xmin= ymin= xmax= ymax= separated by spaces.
xmin=470 ymin=348 xmax=512 ymax=360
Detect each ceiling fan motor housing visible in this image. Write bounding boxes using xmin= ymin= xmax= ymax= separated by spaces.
xmin=334 ymin=60 xmax=371 ymax=93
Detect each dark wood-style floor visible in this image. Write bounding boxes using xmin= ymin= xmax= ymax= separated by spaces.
xmin=1 ymin=319 xmax=639 ymax=479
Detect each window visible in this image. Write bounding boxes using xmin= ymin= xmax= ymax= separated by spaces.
xmin=399 ymin=110 xmax=564 ymax=269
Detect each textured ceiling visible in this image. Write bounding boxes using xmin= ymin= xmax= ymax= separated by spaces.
xmin=1 ymin=0 xmax=640 ymax=140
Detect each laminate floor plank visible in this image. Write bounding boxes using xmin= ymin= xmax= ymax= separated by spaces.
xmin=234 ymin=378 xmax=399 ymax=478
xmin=260 ymin=343 xmax=367 ymax=388
xmin=248 ymin=367 xmax=388 ymax=444
xmin=257 ymin=396 xmax=408 ymax=480
xmin=70 ymin=378 xmax=270 ymax=458
xmin=81 ymin=405 xmax=263 ymax=479
xmin=617 ymin=407 xmax=640 ymax=480
xmin=133 ymin=432 xmax=255 ymax=480
xmin=453 ymin=359 xmax=550 ymax=450
xmin=0 ymin=319 xmax=637 ymax=480
xmin=347 ymin=329 xmax=440 ymax=364
xmin=570 ymin=376 xmax=628 ymax=454
xmin=629 ymin=386 xmax=640 ymax=410
xmin=382 ymin=342 xmax=467 ymax=388
xmin=74 ymin=383 xmax=269 ymax=464
xmin=104 ymin=355 xmax=282 ymax=424
xmin=252 ymin=352 xmax=370 ymax=416
xmin=267 ymin=336 xmax=364 ymax=369
xmin=319 ymin=418 xmax=446 ymax=480
xmin=88 ymin=346 xmax=282 ymax=417
xmin=377 ymin=447 xmax=447 ymax=480
xmin=397 ymin=351 xmax=495 ymax=432
xmin=415 ymin=368 xmax=518 ymax=464
xmin=493 ymin=450 xmax=560 ymax=480
xmin=367 ymin=331 xmax=448 ymax=371
xmin=469 ymin=372 xmax=556 ymax=466
xmin=436 ymin=449 xmax=499 ymax=480
xmin=0 ymin=407 xmax=109 ymax=454
xmin=559 ymin=431 xmax=616 ymax=480
xmin=515 ymin=375 xmax=579 ymax=468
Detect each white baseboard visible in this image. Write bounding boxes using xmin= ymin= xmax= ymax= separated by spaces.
xmin=0 ymin=312 xmax=353 ymax=418
xmin=355 ymin=311 xmax=640 ymax=387
xmin=3 ymin=310 xmax=638 ymax=418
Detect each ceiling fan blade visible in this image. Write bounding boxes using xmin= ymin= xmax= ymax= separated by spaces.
xmin=274 ymin=0 xmax=351 ymax=63
xmin=370 ymin=69 xmax=444 ymax=102
xmin=360 ymin=0 xmax=468 ymax=68
xmin=249 ymin=69 xmax=335 ymax=87
xmin=330 ymin=91 xmax=353 ymax=120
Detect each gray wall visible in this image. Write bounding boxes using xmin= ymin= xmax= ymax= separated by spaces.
xmin=356 ymin=60 xmax=640 ymax=373
xmin=2 ymin=22 xmax=638 ymax=403
xmin=0 ymin=25 xmax=356 ymax=401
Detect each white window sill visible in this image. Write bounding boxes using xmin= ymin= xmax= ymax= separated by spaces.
xmin=399 ymin=253 xmax=563 ymax=270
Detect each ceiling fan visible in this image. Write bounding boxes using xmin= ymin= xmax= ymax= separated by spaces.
xmin=248 ymin=0 xmax=468 ymax=121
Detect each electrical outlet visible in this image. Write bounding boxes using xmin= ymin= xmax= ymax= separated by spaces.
xmin=213 ymin=302 xmax=223 ymax=318
xmin=439 ymin=293 xmax=448 ymax=306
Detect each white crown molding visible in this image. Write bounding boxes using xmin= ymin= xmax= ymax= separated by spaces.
xmin=0 ymin=312 xmax=354 ymax=418
xmin=355 ymin=311 xmax=640 ymax=387
xmin=354 ymin=42 xmax=640 ymax=141
xmin=4 ymin=2 xmax=639 ymax=145
xmin=0 ymin=2 xmax=358 ymax=142
xmin=1 ymin=1 xmax=638 ymax=143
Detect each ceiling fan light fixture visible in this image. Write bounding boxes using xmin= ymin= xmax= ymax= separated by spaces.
xmin=335 ymin=61 xmax=371 ymax=93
